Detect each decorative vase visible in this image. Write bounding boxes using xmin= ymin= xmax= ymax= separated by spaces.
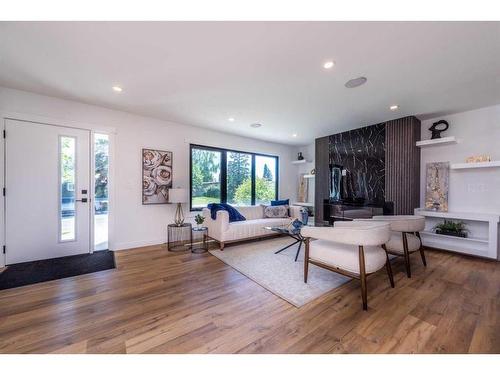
xmin=291 ymin=219 xmax=303 ymax=230
xmin=297 ymin=152 xmax=304 ymax=160
xmin=300 ymin=208 xmax=309 ymax=225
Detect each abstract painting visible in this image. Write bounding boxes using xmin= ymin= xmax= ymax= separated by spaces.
xmin=142 ymin=149 xmax=173 ymax=204
xmin=425 ymin=162 xmax=449 ymax=212
xmin=298 ymin=174 xmax=308 ymax=203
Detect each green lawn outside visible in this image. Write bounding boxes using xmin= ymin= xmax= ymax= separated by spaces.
xmin=192 ymin=196 xmax=220 ymax=208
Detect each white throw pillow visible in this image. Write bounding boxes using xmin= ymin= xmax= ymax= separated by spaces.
xmin=263 ymin=205 xmax=289 ymax=218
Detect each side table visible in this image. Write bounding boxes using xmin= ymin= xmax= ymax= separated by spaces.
xmin=191 ymin=227 xmax=208 ymax=253
xmin=167 ymin=223 xmax=192 ymax=252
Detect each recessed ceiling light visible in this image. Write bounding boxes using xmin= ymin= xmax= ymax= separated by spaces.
xmin=292 ymin=133 xmax=298 ymax=137
xmin=250 ymin=123 xmax=262 ymax=128
xmin=345 ymin=77 xmax=367 ymax=88
xmin=323 ymin=61 xmax=335 ymax=69
xmin=112 ymin=86 xmax=123 ymax=92
xmin=390 ymin=105 xmax=399 ymax=111
xmin=228 ymin=117 xmax=235 ymax=122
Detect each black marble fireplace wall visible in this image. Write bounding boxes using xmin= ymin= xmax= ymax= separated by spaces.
xmin=328 ymin=122 xmax=386 ymax=204
xmin=315 ymin=116 xmax=421 ymax=223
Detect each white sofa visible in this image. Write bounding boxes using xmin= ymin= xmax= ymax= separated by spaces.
xmin=202 ymin=205 xmax=302 ymax=249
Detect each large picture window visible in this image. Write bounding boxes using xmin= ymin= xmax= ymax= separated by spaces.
xmin=190 ymin=144 xmax=278 ymax=210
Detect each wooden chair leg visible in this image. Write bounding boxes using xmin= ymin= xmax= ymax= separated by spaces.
xmin=382 ymin=245 xmax=395 ymax=288
xmin=304 ymin=238 xmax=310 ymax=283
xmin=416 ymin=232 xmax=427 ymax=267
xmin=402 ymin=232 xmax=411 ymax=278
xmin=358 ymin=246 xmax=368 ymax=311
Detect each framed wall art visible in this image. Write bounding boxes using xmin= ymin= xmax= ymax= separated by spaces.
xmin=425 ymin=161 xmax=449 ymax=212
xmin=142 ymin=148 xmax=173 ymax=204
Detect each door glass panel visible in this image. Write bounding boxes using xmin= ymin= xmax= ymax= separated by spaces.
xmin=255 ymin=155 xmax=277 ymax=205
xmin=94 ymin=133 xmax=109 ymax=250
xmin=191 ymin=148 xmax=222 ymax=208
xmin=227 ymin=152 xmax=252 ymax=205
xmin=60 ymin=136 xmax=76 ymax=241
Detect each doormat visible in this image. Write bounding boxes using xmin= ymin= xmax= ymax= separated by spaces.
xmin=0 ymin=250 xmax=115 ymax=290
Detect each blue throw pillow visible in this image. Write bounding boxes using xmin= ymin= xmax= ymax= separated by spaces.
xmin=271 ymin=199 xmax=289 ymax=207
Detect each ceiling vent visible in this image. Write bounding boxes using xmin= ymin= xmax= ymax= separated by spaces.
xmin=345 ymin=77 xmax=367 ymax=88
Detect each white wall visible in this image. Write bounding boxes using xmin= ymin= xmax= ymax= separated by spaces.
xmin=0 ymin=87 xmax=297 ymax=261
xmin=420 ymin=104 xmax=500 ymax=214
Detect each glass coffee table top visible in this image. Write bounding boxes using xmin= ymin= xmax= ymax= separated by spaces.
xmin=264 ymin=224 xmax=309 ymax=262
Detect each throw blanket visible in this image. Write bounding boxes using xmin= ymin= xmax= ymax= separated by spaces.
xmin=207 ymin=203 xmax=246 ymax=222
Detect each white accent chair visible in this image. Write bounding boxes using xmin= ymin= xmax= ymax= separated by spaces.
xmin=356 ymin=215 xmax=426 ymax=278
xmin=301 ymin=221 xmax=393 ymax=311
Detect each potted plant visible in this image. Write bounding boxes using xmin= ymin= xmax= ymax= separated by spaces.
xmin=434 ymin=220 xmax=468 ymax=238
xmin=194 ymin=213 xmax=205 ymax=229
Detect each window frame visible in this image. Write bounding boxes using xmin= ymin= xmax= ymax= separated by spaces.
xmin=189 ymin=144 xmax=279 ymax=211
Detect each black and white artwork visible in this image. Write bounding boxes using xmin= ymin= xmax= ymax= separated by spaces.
xmin=142 ymin=149 xmax=173 ymax=204
xmin=328 ymin=123 xmax=386 ymax=204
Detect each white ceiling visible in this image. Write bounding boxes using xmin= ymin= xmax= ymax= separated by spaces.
xmin=0 ymin=21 xmax=499 ymax=145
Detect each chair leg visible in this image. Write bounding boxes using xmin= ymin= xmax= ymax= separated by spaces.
xmin=382 ymin=245 xmax=395 ymax=288
xmin=220 ymin=241 xmax=225 ymax=251
xmin=359 ymin=246 xmax=368 ymax=311
xmin=402 ymin=232 xmax=411 ymax=278
xmin=304 ymin=238 xmax=310 ymax=283
xmin=416 ymin=232 xmax=427 ymax=267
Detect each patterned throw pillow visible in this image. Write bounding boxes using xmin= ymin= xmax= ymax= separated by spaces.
xmin=264 ymin=205 xmax=289 ymax=218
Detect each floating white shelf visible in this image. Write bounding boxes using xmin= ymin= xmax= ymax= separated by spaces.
xmin=415 ymin=209 xmax=498 ymax=222
xmin=303 ymin=174 xmax=315 ymax=179
xmin=450 ymin=161 xmax=500 ymax=170
xmin=291 ymin=159 xmax=308 ymax=164
xmin=420 ymin=231 xmax=488 ymax=244
xmin=292 ymin=201 xmax=314 ymax=207
xmin=415 ymin=208 xmax=499 ymax=259
xmin=416 ymin=136 xmax=457 ymax=148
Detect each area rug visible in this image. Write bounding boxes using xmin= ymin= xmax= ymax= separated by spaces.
xmin=209 ymin=237 xmax=350 ymax=307
xmin=0 ymin=250 xmax=115 ymax=290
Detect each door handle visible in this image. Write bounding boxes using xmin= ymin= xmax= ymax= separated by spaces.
xmin=76 ymin=198 xmax=88 ymax=203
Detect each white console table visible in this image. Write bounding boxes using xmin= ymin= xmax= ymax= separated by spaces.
xmin=414 ymin=209 xmax=499 ymax=259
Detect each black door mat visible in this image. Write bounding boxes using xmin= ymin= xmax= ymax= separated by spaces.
xmin=0 ymin=250 xmax=115 ymax=290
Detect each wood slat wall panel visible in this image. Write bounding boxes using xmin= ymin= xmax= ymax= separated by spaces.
xmin=385 ymin=116 xmax=421 ymax=215
xmin=314 ymin=136 xmax=330 ymax=224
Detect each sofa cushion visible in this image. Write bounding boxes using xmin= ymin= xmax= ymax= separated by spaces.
xmin=222 ymin=217 xmax=290 ymax=241
xmin=235 ymin=205 xmax=265 ymax=220
xmin=264 ymin=205 xmax=289 ymax=218
xmin=309 ymin=240 xmax=387 ymax=274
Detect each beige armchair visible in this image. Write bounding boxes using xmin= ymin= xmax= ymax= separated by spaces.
xmin=301 ymin=221 xmax=392 ymax=311
xmin=357 ymin=215 xmax=426 ymax=278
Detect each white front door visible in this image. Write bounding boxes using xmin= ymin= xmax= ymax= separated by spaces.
xmin=4 ymin=119 xmax=91 ymax=264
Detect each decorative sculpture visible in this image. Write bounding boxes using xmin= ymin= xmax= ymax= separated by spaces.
xmin=428 ymin=120 xmax=449 ymax=139
xmin=466 ymin=155 xmax=491 ymax=163
xmin=297 ymin=152 xmax=304 ymax=160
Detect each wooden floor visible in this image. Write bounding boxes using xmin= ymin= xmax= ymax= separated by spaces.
xmin=0 ymin=241 xmax=499 ymax=354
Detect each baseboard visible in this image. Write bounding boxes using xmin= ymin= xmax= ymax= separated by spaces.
xmin=111 ymin=238 xmax=165 ymax=251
